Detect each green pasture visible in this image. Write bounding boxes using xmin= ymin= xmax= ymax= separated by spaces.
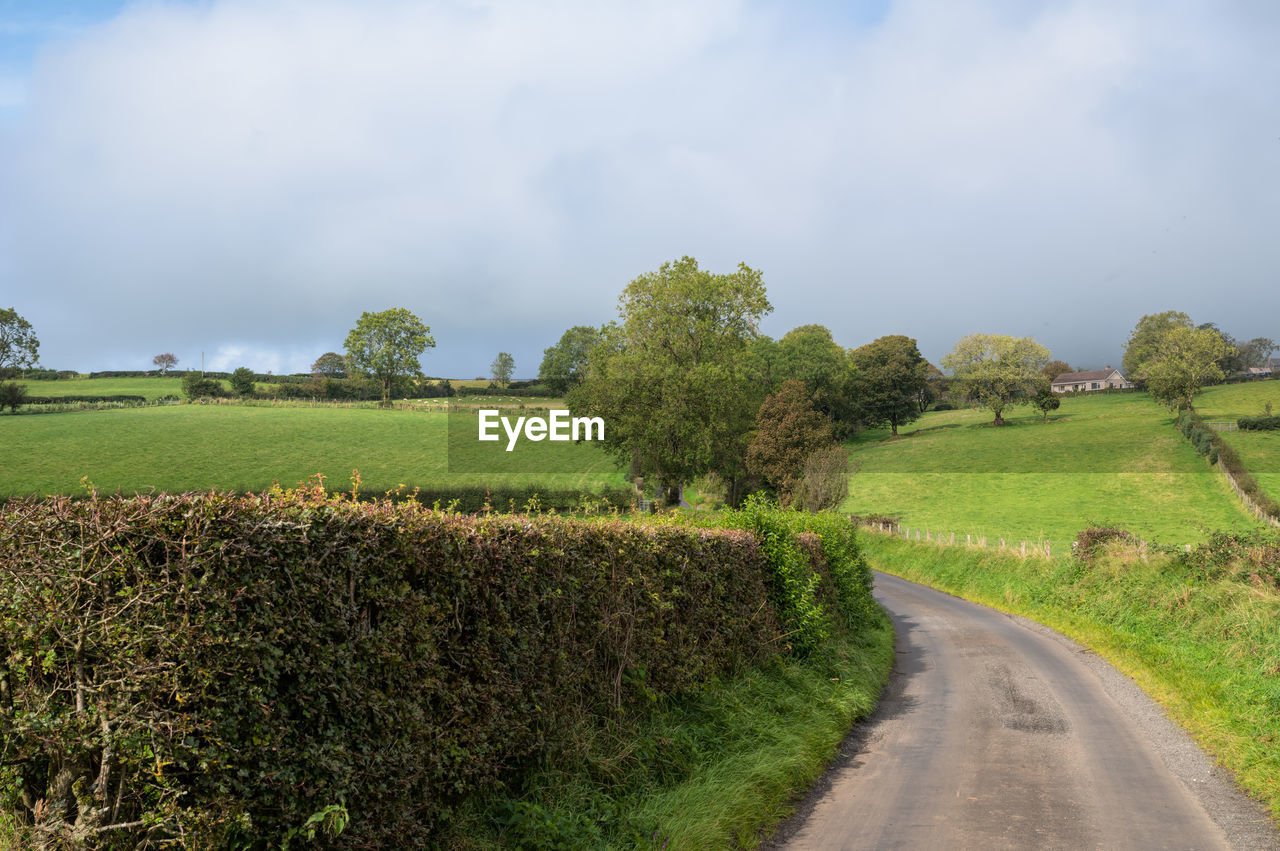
xmin=20 ymin=375 xmax=190 ymax=399
xmin=840 ymin=392 xmax=1260 ymax=545
xmin=0 ymin=404 xmax=626 ymax=497
xmin=1195 ymin=381 xmax=1280 ymax=505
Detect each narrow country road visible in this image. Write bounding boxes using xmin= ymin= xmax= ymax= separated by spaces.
xmin=773 ymin=571 xmax=1280 ymax=850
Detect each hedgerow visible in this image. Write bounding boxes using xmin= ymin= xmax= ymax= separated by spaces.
xmin=1238 ymin=415 xmax=1280 ymax=431
xmin=1176 ymin=409 xmax=1280 ymax=520
xmin=0 ymin=487 xmax=878 ymax=847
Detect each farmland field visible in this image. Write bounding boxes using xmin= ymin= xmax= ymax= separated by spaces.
xmin=0 ymin=404 xmax=627 ymax=497
xmin=1194 ymin=380 xmax=1280 ymax=506
xmin=20 ymin=375 xmax=191 ymax=399
xmin=839 ymin=392 xmax=1261 ymax=545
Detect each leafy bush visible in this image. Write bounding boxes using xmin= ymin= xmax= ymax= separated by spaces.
xmin=0 ymin=487 xmax=812 ymax=846
xmin=229 ymin=366 xmax=256 ymax=396
xmin=1074 ymin=525 xmax=1139 ymax=563
xmin=1176 ymin=529 xmax=1280 ymax=587
xmin=23 ymin=394 xmax=146 ymax=404
xmin=181 ymin=373 xmax=227 ymax=400
xmin=931 ymin=402 xmax=954 ymax=411
xmin=0 ymin=380 xmax=27 ymax=412
xmin=1238 ymin=415 xmax=1280 ymax=431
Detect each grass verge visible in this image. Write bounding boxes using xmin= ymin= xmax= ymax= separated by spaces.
xmin=861 ymin=532 xmax=1280 ymax=821
xmin=447 ymin=615 xmax=895 ymax=849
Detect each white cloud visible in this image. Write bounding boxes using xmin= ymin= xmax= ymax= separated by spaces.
xmin=1 ymin=0 xmax=1278 ymax=373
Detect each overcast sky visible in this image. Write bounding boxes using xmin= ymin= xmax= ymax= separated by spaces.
xmin=1 ymin=0 xmax=1277 ymax=377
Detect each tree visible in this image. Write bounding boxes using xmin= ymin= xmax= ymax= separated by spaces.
xmin=746 ymin=380 xmax=837 ymax=507
xmin=490 ymin=352 xmax=515 ymax=387
xmin=1238 ymin=337 xmax=1277 ymax=370
xmin=796 ymin=444 xmax=852 ymax=513
xmin=941 ymin=334 xmax=1050 ymax=425
xmin=569 ymin=256 xmax=771 ymax=505
xmin=1139 ymin=325 xmax=1232 ymax=409
xmin=1041 ymin=359 xmax=1074 ymax=380
xmin=538 ymin=326 xmax=601 ymax=393
xmin=152 ymin=353 xmax=178 ymax=375
xmin=848 ymin=335 xmax=929 ymax=436
xmin=1197 ymin=322 xmax=1243 ymax=375
xmin=311 ymin=352 xmax=347 ymax=378
xmin=1122 ymin=311 xmax=1192 ymax=381
xmin=344 ymin=308 xmax=435 ymax=404
xmin=230 ymin=367 xmax=256 ymax=396
xmin=1032 ymin=379 xmax=1061 ymax=422
xmin=0 ymin=308 xmax=40 ymax=371
xmin=773 ymin=324 xmax=859 ymax=435
xmin=0 ymin=381 xmax=27 ymax=413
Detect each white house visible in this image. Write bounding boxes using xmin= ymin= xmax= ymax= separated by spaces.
xmin=1051 ymin=367 xmax=1133 ymax=394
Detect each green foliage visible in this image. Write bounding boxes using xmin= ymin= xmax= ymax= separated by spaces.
xmin=310 ymin=351 xmax=347 ymax=378
xmin=0 ymin=381 xmax=26 ymax=413
xmin=490 ymin=351 xmax=515 ymax=387
xmin=1122 ymin=310 xmax=1192 ymax=380
xmin=538 ymin=326 xmax=601 ymax=394
xmin=0 ymin=307 xmax=39 ymax=371
xmin=569 ymin=256 xmax=772 ymax=504
xmin=1238 ymin=416 xmax=1280 ymax=431
xmin=229 ymin=366 xmax=256 ymax=396
xmin=0 ymin=488 xmax=806 ymax=844
xmin=180 ymin=372 xmax=227 ymax=400
xmin=772 ymin=324 xmax=859 ymax=435
xmin=1141 ymin=325 xmax=1232 ymax=409
xmin=344 ymin=307 xmax=436 ymax=404
xmin=746 ymin=380 xmax=834 ymax=506
xmin=849 ymin=334 xmax=929 ymax=435
xmin=1032 ymin=381 xmax=1061 ymax=421
xmin=796 ymin=443 xmax=852 ymax=513
xmin=941 ymin=333 xmax=1050 ymax=424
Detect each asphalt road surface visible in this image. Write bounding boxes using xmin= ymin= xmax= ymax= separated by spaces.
xmin=772 ymin=571 xmax=1280 ymax=850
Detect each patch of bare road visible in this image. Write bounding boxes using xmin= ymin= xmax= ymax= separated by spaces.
xmin=768 ymin=572 xmax=1280 ymax=850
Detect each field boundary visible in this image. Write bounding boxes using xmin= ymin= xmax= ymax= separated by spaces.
xmin=859 ymin=518 xmax=1058 ymax=558
xmin=1216 ymin=456 xmax=1280 ymax=529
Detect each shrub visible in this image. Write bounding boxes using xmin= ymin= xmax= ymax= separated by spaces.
xmin=795 ymin=444 xmax=852 ymax=513
xmin=1074 ymin=526 xmax=1138 ymax=563
xmin=229 ymin=367 xmax=256 ymax=396
xmin=932 ymin=402 xmax=955 ymax=411
xmin=1237 ymin=415 xmax=1280 ymax=431
xmin=0 ymin=381 xmax=27 ymax=412
xmin=0 ymin=488 xmax=815 ymax=846
xmin=181 ymin=373 xmax=227 ymax=400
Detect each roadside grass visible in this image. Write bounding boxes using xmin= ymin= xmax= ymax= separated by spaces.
xmin=862 ymin=533 xmax=1280 ymax=821
xmin=841 ymin=393 xmax=1260 ymax=545
xmin=19 ymin=375 xmax=189 ymax=399
xmin=449 ymin=616 xmax=895 ymax=849
xmin=0 ymin=404 xmax=626 ymax=497
xmin=1195 ymin=381 xmax=1280 ymax=509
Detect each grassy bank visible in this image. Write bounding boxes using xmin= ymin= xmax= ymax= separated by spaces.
xmin=1196 ymin=381 xmax=1280 ymax=509
xmin=450 ymin=617 xmax=894 ymax=849
xmin=840 ymin=393 xmax=1259 ymax=544
xmin=862 ymin=532 xmax=1280 ymax=819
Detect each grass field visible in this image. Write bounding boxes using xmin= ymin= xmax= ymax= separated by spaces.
xmin=20 ymin=375 xmax=191 ymax=399
xmin=839 ymin=392 xmax=1261 ymax=545
xmin=0 ymin=404 xmax=626 ymax=497
xmin=1194 ymin=380 xmax=1280 ymax=507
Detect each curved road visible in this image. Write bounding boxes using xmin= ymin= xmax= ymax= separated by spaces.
xmin=774 ymin=572 xmax=1280 ymax=850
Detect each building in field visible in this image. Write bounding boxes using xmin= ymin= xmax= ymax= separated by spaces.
xmin=1051 ymin=367 xmax=1133 ymax=394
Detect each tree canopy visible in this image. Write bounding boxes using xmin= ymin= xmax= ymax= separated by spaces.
xmin=848 ymin=335 xmax=928 ymax=436
xmin=344 ymin=308 xmax=435 ymax=404
xmin=941 ymin=333 xmax=1050 ymax=425
xmin=0 ymin=308 xmax=40 ymax=371
xmin=1122 ymin=311 xmax=1192 ymax=380
xmin=746 ymin=380 xmax=836 ymax=507
xmin=773 ymin=324 xmax=858 ymax=435
xmin=537 ymin=326 xmax=601 ymax=393
xmin=1139 ymin=325 xmax=1232 ymax=409
xmin=568 ymin=256 xmax=770 ymax=504
xmin=311 ymin=352 xmax=348 ymax=378
xmin=151 ymin=353 xmax=178 ymax=375
xmin=490 ymin=352 xmax=515 ymax=387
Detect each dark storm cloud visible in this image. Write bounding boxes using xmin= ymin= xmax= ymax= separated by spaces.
xmin=1 ymin=0 xmax=1277 ymax=376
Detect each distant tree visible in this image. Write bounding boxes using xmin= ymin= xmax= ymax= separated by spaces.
xmin=1140 ymin=325 xmax=1232 ymax=409
xmin=230 ymin=367 xmax=256 ymax=396
xmin=1238 ymin=337 xmax=1277 ymax=370
xmin=568 ymin=256 xmax=771 ymax=505
xmin=181 ymin=373 xmax=225 ymax=400
xmin=746 ymin=380 xmax=836 ymax=507
xmin=0 ymin=308 xmax=40 ymax=371
xmin=538 ymin=326 xmax=601 ymax=393
xmin=344 ymin=308 xmax=435 ymax=404
xmin=917 ymin=362 xmax=944 ymax=413
xmin=1041 ymin=359 xmax=1074 ymax=380
xmin=490 ymin=352 xmax=515 ymax=387
xmin=0 ymin=381 xmax=27 ymax=413
xmin=152 ymin=353 xmax=178 ymax=375
xmin=774 ymin=324 xmax=858 ymax=435
xmin=1197 ymin=323 xmax=1243 ymax=375
xmin=1032 ymin=379 xmax=1061 ymax=422
xmin=1122 ymin=311 xmax=1192 ymax=381
xmin=942 ymin=333 xmax=1050 ymax=425
xmin=848 ymin=335 xmax=928 ymax=436
xmin=311 ymin=352 xmax=347 ymax=378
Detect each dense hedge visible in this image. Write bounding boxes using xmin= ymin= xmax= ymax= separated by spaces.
xmin=456 ymin=385 xmax=558 ymax=398
xmin=23 ymin=394 xmax=147 ymax=404
xmin=1238 ymin=415 xmax=1280 ymax=431
xmin=403 ymin=484 xmax=637 ymax=514
xmin=1177 ymin=410 xmax=1280 ymax=520
xmin=0 ymin=489 xmax=872 ymax=847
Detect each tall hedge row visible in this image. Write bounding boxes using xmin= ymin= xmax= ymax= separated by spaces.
xmin=0 ymin=488 xmax=870 ymax=847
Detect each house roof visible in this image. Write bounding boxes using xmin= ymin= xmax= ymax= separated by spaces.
xmin=1052 ymin=369 xmax=1118 ymax=384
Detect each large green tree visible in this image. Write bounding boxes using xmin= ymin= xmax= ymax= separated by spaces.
xmin=0 ymin=307 xmax=39 ymax=372
xmin=746 ymin=380 xmax=836 ymax=507
xmin=773 ymin=324 xmax=858 ymax=435
xmin=344 ymin=308 xmax=435 ymax=404
xmin=537 ymin=325 xmax=601 ymax=393
xmin=849 ymin=335 xmax=929 ymax=436
xmin=1140 ymin=325 xmax=1232 ymax=409
xmin=1122 ymin=311 xmax=1192 ymax=381
xmin=942 ymin=333 xmax=1050 ymax=425
xmin=568 ymin=256 xmax=770 ymax=505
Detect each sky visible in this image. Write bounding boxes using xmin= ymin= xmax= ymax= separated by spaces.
xmin=1 ymin=0 xmax=1277 ymax=377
